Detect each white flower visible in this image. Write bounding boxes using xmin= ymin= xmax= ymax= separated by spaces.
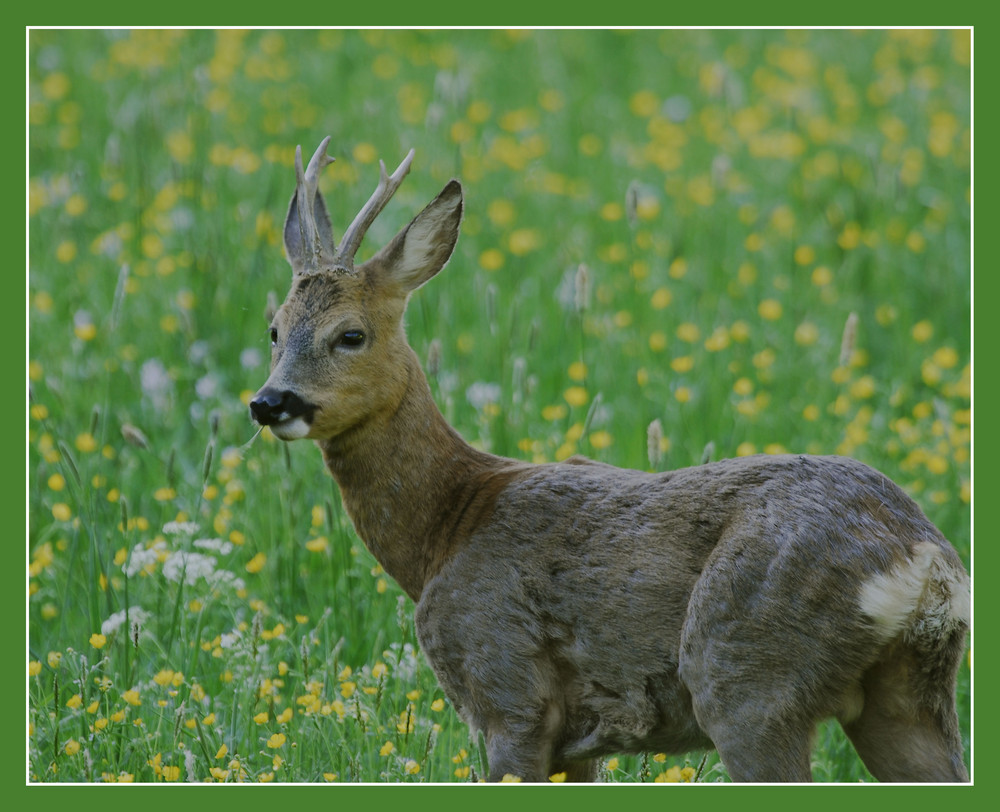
xmin=140 ymin=358 xmax=173 ymax=411
xmin=194 ymin=537 xmax=233 ymax=555
xmin=163 ymin=521 xmax=199 ymax=536
xmin=101 ymin=606 xmax=151 ymax=636
xmin=220 ymin=630 xmax=242 ymax=649
xmin=162 ymin=551 xmax=217 ymax=585
xmin=123 ymin=541 xmax=168 ymax=577
xmin=240 ymin=348 xmax=262 ymax=370
xmin=465 ymin=382 xmax=501 ymax=411
xmin=195 ymin=373 xmax=218 ymax=399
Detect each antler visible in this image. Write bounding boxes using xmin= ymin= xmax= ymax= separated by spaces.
xmin=286 ymin=137 xmax=337 ymax=274
xmin=333 ymin=148 xmax=416 ymax=271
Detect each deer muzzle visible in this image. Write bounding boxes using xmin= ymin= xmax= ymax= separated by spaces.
xmin=249 ymin=387 xmax=317 ymax=440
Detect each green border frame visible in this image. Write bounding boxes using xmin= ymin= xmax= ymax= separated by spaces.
xmin=17 ymin=8 xmax=985 ymax=812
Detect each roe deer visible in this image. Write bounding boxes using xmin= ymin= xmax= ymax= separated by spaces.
xmin=250 ymin=138 xmax=970 ymax=783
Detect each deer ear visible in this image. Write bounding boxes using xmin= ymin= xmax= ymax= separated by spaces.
xmin=365 ymin=180 xmax=463 ymax=292
xmin=284 ymin=189 xmax=335 ymax=273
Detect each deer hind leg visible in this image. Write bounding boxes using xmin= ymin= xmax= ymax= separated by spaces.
xmin=482 ymin=702 xmax=577 ymax=783
xmin=841 ymin=638 xmax=969 ymax=783
xmin=679 ymin=605 xmax=819 ymax=781
xmin=844 ymin=540 xmax=970 ymax=782
xmin=681 ymin=675 xmax=816 ymax=782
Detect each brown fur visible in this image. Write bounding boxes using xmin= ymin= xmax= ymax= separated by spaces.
xmin=251 ymin=141 xmax=970 ymax=783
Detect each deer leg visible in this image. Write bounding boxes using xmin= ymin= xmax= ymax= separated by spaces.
xmin=687 ymin=691 xmax=815 ymax=782
xmin=482 ymin=702 xmax=567 ymax=783
xmin=550 ymin=758 xmax=599 ymax=783
xmin=842 ymin=641 xmax=968 ymax=783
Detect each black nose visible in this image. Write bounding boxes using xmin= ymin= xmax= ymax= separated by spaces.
xmin=249 ymin=389 xmax=314 ymax=426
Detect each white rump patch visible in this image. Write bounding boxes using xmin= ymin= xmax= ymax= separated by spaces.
xmin=858 ymin=541 xmax=969 ymax=643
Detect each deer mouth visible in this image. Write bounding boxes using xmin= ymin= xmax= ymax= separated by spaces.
xmin=249 ymin=388 xmax=317 ymax=440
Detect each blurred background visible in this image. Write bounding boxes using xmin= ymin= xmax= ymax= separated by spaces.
xmin=27 ymin=29 xmax=970 ymax=783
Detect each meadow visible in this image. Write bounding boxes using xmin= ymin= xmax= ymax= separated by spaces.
xmin=27 ymin=29 xmax=971 ymax=783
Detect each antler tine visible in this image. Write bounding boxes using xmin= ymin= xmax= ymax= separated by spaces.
xmin=334 ymin=148 xmax=416 ymax=269
xmin=305 ymin=135 xmax=335 ymax=186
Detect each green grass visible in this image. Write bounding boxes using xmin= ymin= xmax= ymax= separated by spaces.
xmin=28 ymin=29 xmax=970 ymax=783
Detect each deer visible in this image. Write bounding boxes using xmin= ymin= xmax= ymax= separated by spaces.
xmin=249 ymin=137 xmax=971 ymax=783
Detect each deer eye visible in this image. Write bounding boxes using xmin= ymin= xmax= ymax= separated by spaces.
xmin=269 ymin=327 xmax=278 ymax=346
xmin=340 ymin=329 xmax=366 ymax=348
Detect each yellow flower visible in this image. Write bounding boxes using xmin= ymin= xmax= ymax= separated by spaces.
xmin=266 ymin=732 xmax=286 ymax=748
xmin=650 ymin=287 xmax=672 ymax=310
xmin=245 ymin=552 xmax=266 ymax=573
xmin=794 ymin=322 xmax=819 ymax=346
xmin=542 ymin=404 xmax=567 ymax=422
xmin=253 ymin=711 xmax=269 ymax=724
xmin=58 ymin=241 xmax=79 ymax=264
xmin=47 ymin=651 xmax=63 ymax=669
xmin=276 ymin=707 xmax=293 ymax=724
xmin=655 ymin=765 xmax=683 ymax=783
xmin=404 ymin=760 xmax=420 ymax=775
xmin=380 ymin=741 xmax=394 ymax=756
xmin=29 ymin=660 xmax=42 ymax=676
xmin=563 ymin=386 xmax=588 ymax=408
xmin=758 ymin=299 xmax=783 ymax=321
xmin=431 ymin=698 xmax=445 ymax=712
xmin=912 ymin=320 xmax=934 ymax=343
xmin=549 ymin=771 xmax=568 ymax=783
xmin=500 ymin=774 xmax=522 ymax=783
xmin=676 ymin=322 xmax=700 ymax=342
xmin=65 ymin=739 xmax=81 ymax=755
xmin=811 ymin=266 xmax=833 ymax=286
xmin=508 ymin=228 xmax=541 ymax=256
xmin=66 ymin=693 xmax=83 ymax=709
xmin=671 ymin=356 xmax=694 ymax=374
xmin=122 ymin=688 xmax=141 ymax=706
xmin=89 ymin=633 xmax=107 ymax=649
xmin=152 ymin=669 xmax=175 ymax=687
xmin=161 ymin=765 xmax=181 ymax=782
xmin=793 ymin=245 xmax=816 ymax=265
xmin=305 ymin=536 xmax=328 ymax=553
xmin=589 ymin=431 xmax=613 ymax=450
xmin=215 ymin=743 xmax=228 ymax=760
xmin=479 ymin=248 xmax=504 ymax=271
xmin=52 ymin=503 xmax=72 ymax=522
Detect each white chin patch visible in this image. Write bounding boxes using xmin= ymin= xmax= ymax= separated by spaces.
xmin=268 ymin=417 xmax=312 ymax=441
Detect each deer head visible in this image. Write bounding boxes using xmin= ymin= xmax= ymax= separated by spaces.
xmin=250 ymin=139 xmax=463 ymax=441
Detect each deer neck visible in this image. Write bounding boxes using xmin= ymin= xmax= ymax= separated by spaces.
xmin=317 ymin=350 xmax=498 ymax=601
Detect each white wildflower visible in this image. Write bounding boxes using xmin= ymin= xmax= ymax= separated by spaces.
xmin=240 ymin=348 xmax=262 ymax=370
xmin=163 ymin=521 xmax=199 ymax=536
xmin=194 ymin=537 xmax=233 ymax=555
xmin=465 ymin=382 xmax=501 ymax=411
xmin=140 ymin=358 xmax=173 ymax=411
xmin=195 ymin=373 xmax=218 ymax=399
xmin=123 ymin=540 xmax=168 ymax=577
xmin=101 ymin=607 xmax=151 ymax=636
xmin=162 ymin=551 xmax=217 ymax=585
